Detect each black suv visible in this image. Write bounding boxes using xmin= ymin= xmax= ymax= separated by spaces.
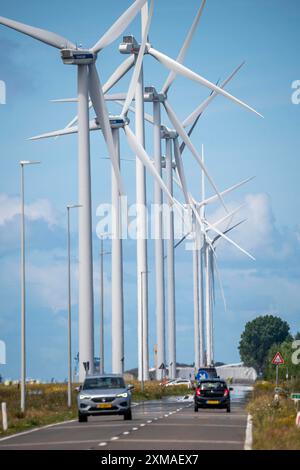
xmin=194 ymin=379 xmax=232 ymax=413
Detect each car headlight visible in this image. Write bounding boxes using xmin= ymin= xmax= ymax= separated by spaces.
xmin=116 ymin=392 xmax=128 ymax=398
xmin=79 ymin=395 xmax=91 ymax=400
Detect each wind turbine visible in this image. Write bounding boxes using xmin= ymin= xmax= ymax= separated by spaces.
xmin=205 ymin=218 xmax=247 ymax=365
xmin=173 ymin=137 xmax=255 ymax=371
xmin=160 ymin=126 xmax=178 ymax=380
xmin=0 ymin=0 xmax=148 ymax=382
xmin=190 ymin=159 xmax=255 ymax=367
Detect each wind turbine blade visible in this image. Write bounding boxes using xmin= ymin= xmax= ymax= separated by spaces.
xmin=92 ymin=0 xmax=147 ymax=53
xmin=103 ymin=55 xmax=135 ymax=95
xmin=141 ymin=1 xmax=149 ymax=38
xmin=122 ymin=0 xmax=154 ymax=116
xmin=210 ymin=204 xmax=245 ymax=229
xmin=183 ymin=62 xmax=245 ymax=128
xmin=199 ymin=176 xmax=255 ymax=208
xmin=123 ymin=125 xmax=174 ymax=205
xmin=180 ymin=112 xmax=201 ymax=155
xmin=212 ymin=219 xmax=247 ymax=244
xmin=149 ymin=47 xmax=263 ymax=117
xmin=88 ymin=63 xmax=126 ymax=196
xmin=163 ymin=100 xmax=228 ymax=212
xmin=173 ymin=138 xmax=190 ymax=205
xmin=211 ymin=249 xmax=227 ymax=313
xmin=51 ymin=98 xmax=78 ymax=103
xmin=201 ymin=144 xmax=206 ymax=218
xmin=64 ymin=55 xmax=135 ymax=130
xmin=29 ymin=121 xmax=99 ymax=140
xmin=115 ymin=101 xmax=154 ymax=124
xmin=180 ymin=82 xmax=219 ymax=154
xmin=0 ymin=16 xmax=75 ymax=49
xmin=174 ymin=232 xmax=191 ymax=250
xmin=205 ymin=219 xmax=255 ymax=261
xmin=105 ymin=93 xmax=128 ymax=101
xmin=51 ymin=92 xmax=131 ymax=105
xmin=162 ymin=0 xmax=206 ymax=94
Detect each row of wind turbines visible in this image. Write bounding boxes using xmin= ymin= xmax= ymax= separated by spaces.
xmin=0 ymin=0 xmax=261 ymax=383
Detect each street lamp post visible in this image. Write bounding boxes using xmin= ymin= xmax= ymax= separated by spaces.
xmin=20 ymin=160 xmax=40 ymax=413
xmin=67 ymin=204 xmax=81 ymax=408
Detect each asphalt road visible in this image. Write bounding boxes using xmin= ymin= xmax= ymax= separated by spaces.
xmin=0 ymin=387 xmax=250 ymax=451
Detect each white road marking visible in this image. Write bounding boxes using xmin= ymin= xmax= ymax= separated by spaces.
xmin=119 ymin=438 xmax=243 ymax=445
xmin=99 ymin=442 xmax=107 ymax=447
xmin=0 ymin=439 xmax=106 ymax=448
xmin=0 ymin=420 xmax=76 ymax=442
xmin=134 ymin=423 xmax=246 ymax=428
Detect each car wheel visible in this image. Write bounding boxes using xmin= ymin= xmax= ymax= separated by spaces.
xmin=194 ymin=405 xmax=198 ymax=412
xmin=78 ymin=412 xmax=88 ymax=423
xmin=226 ymin=406 xmax=231 ymax=413
xmin=124 ymin=408 xmax=132 ymax=421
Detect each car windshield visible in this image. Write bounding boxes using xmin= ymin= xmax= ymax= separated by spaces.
xmin=83 ymin=377 xmax=125 ymax=390
xmin=199 ymin=381 xmax=226 ymax=391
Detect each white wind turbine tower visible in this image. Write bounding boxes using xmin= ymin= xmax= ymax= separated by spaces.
xmin=0 ymin=0 xmax=149 ymax=381
xmin=191 ymin=182 xmax=255 ymax=366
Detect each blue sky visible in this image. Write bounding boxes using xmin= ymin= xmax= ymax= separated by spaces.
xmin=0 ymin=0 xmax=300 ymax=381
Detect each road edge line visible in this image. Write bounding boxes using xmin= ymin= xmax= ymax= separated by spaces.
xmin=0 ymin=419 xmax=76 ymax=443
xmin=244 ymin=413 xmax=253 ymax=450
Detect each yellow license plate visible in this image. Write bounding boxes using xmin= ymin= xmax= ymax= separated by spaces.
xmin=207 ymin=400 xmax=220 ymax=405
xmin=97 ymin=403 xmax=112 ymax=409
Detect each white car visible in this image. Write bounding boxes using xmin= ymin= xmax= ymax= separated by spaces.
xmin=165 ymin=379 xmax=192 ymax=389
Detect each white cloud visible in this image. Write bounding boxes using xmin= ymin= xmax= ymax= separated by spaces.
xmin=0 ymin=194 xmax=59 ymax=227
xmin=27 ymin=259 xmax=111 ymax=314
xmin=28 ymin=262 xmax=70 ymax=313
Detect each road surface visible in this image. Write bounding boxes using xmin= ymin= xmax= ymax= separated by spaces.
xmin=0 ymin=386 xmax=250 ymax=450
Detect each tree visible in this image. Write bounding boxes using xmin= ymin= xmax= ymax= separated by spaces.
xmin=264 ymin=339 xmax=300 ymax=381
xmin=239 ymin=315 xmax=291 ymax=372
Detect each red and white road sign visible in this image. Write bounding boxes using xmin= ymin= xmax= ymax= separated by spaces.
xmin=272 ymin=351 xmax=285 ymax=365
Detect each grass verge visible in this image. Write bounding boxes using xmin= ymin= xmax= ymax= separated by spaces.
xmin=247 ymin=380 xmax=300 ymax=450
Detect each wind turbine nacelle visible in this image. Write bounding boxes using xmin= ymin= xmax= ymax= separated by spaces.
xmin=94 ymin=116 xmax=129 ymax=129
xmin=160 ymin=125 xmax=177 ymax=140
xmin=144 ymin=87 xmax=166 ymax=103
xmin=119 ymin=35 xmax=140 ymax=54
xmin=61 ymin=49 xmax=96 ymax=65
